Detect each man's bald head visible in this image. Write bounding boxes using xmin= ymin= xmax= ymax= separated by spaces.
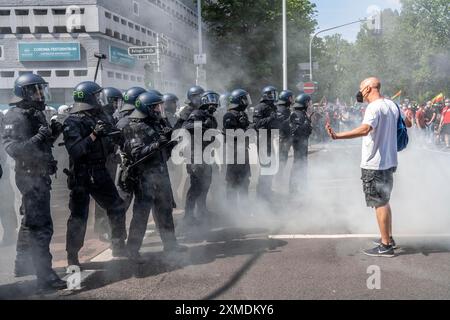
xmin=359 ymin=77 xmax=383 ymax=103
xmin=360 ymin=77 xmax=381 ymax=91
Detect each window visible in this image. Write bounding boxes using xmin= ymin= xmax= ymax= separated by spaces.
xmin=105 ymin=28 xmax=113 ymax=36
xmin=33 ymin=9 xmax=48 ymax=15
xmin=137 ymin=77 xmax=142 ymax=82
xmin=0 ymin=10 xmax=11 ymax=16
xmin=35 ymin=26 xmax=50 ymax=33
xmin=53 ymin=26 xmax=68 ymax=33
xmin=114 ymin=31 xmax=121 ymax=40
xmin=19 ymin=71 xmax=33 ymax=76
xmin=130 ymin=75 xmax=136 ymax=81
xmin=15 ymin=9 xmax=29 ymax=16
xmin=0 ymin=71 xmax=15 ymax=78
xmin=129 ymin=37 xmax=135 ymax=44
xmin=113 ymin=15 xmax=119 ymax=22
xmin=0 ymin=45 xmax=3 ymax=60
xmin=16 ymin=27 xmax=31 ymax=34
xmin=52 ymin=9 xmax=66 ymax=15
xmin=55 ymin=70 xmax=70 ymax=77
xmin=107 ymin=71 xmax=114 ymax=78
xmin=105 ymin=11 xmax=111 ymax=19
xmin=133 ymin=1 xmax=140 ymax=16
xmin=121 ymin=34 xmax=128 ymax=42
xmin=74 ymin=70 xmax=88 ymax=77
xmin=0 ymin=27 xmax=12 ymax=34
xmin=128 ymin=22 xmax=134 ymax=29
xmin=123 ymin=74 xmax=129 ymax=81
xmin=121 ymin=19 xmax=127 ymax=26
xmin=115 ymin=73 xmax=122 ymax=79
xmin=37 ymin=70 xmax=52 ymax=77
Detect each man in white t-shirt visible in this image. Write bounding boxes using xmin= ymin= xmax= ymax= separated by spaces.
xmin=326 ymin=77 xmax=411 ymax=258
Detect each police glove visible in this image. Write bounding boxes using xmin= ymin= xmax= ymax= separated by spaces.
xmin=31 ymin=125 xmax=53 ymax=144
xmin=162 ymin=127 xmax=173 ymax=137
xmin=158 ymin=134 xmax=169 ymax=146
xmin=93 ymin=121 xmax=108 ymax=137
xmin=50 ymin=121 xmax=64 ymax=138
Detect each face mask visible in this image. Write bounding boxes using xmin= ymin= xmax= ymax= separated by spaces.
xmin=356 ymin=91 xmax=364 ymax=103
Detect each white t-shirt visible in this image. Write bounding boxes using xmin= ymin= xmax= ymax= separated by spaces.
xmin=361 ymin=98 xmax=399 ymax=170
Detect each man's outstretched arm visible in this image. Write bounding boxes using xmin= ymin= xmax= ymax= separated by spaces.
xmin=326 ymin=123 xmax=372 ymax=140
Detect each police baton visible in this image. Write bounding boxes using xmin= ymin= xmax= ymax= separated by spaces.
xmin=94 ymin=53 xmax=107 ymax=83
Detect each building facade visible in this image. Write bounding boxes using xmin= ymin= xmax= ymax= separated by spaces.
xmin=0 ymin=0 xmax=199 ymax=108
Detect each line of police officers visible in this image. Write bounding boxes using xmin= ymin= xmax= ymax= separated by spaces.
xmin=0 ymin=73 xmax=312 ymax=292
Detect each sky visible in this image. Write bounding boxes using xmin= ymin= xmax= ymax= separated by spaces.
xmin=313 ymin=0 xmax=402 ymax=42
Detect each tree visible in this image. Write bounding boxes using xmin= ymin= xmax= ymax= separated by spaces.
xmin=202 ymin=0 xmax=317 ymax=97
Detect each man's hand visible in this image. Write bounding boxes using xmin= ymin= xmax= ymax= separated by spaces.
xmin=50 ymin=121 xmax=64 ymax=138
xmin=326 ymin=123 xmax=338 ymax=140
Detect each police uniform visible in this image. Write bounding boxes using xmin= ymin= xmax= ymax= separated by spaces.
xmin=223 ymin=109 xmax=251 ymax=210
xmin=182 ymin=109 xmax=218 ymax=222
xmin=63 ymin=108 xmax=127 ymax=260
xmin=121 ymin=110 xmax=180 ymax=254
xmin=2 ymin=103 xmax=60 ymax=283
xmin=253 ymin=99 xmax=278 ymax=200
xmin=289 ymin=108 xmax=312 ymax=194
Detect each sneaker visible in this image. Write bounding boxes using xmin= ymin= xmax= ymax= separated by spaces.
xmin=363 ymin=244 xmax=395 ymax=258
xmin=373 ymin=237 xmax=398 ymax=249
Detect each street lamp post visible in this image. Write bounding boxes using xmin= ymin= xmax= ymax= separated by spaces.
xmin=282 ymin=0 xmax=288 ymax=90
xmin=196 ymin=0 xmax=204 ymax=86
xmin=309 ymin=19 xmax=369 ymax=82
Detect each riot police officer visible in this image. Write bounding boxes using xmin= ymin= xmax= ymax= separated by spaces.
xmin=253 ymin=86 xmax=279 ymax=202
xmin=182 ymin=91 xmax=219 ymax=225
xmin=94 ymin=87 xmax=124 ymax=242
xmin=120 ymin=92 xmax=186 ymax=260
xmin=102 ymin=87 xmax=124 ymax=124
xmin=223 ymin=89 xmax=252 ymax=214
xmin=115 ymin=87 xmax=147 ymax=123
xmin=289 ymin=94 xmax=313 ymax=195
xmin=276 ymin=90 xmax=294 ymax=169
xmin=174 ymin=86 xmax=205 ymax=130
xmin=162 ymin=93 xmax=179 ymax=128
xmin=63 ymin=81 xmax=127 ymax=266
xmin=2 ymin=73 xmax=66 ymax=290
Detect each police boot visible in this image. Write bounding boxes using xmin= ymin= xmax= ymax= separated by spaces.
xmin=111 ymin=239 xmax=127 ymax=258
xmin=14 ymin=257 xmax=35 ymax=278
xmin=127 ymin=249 xmax=146 ymax=264
xmin=37 ymin=270 xmax=67 ymax=292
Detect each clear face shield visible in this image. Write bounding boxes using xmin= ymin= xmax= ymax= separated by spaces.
xmin=95 ymin=90 xmax=109 ymax=107
xmin=154 ymin=103 xmax=166 ymax=119
xmin=243 ymin=93 xmax=252 ymax=107
xmin=23 ymin=83 xmax=51 ymax=103
xmin=265 ymin=90 xmax=278 ymax=101
xmin=110 ymin=97 xmax=124 ymax=111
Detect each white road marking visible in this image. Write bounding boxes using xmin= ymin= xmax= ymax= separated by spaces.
xmin=268 ymin=234 xmax=450 ymax=240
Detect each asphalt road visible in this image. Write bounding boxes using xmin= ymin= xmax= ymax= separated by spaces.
xmin=1 ymin=140 xmax=450 ymax=300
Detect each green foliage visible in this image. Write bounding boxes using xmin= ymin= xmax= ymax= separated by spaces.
xmin=202 ymin=0 xmax=317 ymax=96
xmin=315 ymin=0 xmax=449 ymax=103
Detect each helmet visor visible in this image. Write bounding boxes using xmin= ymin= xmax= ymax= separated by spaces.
xmin=265 ymin=90 xmax=278 ymax=101
xmin=110 ymin=97 xmax=124 ymax=110
xmin=203 ymin=92 xmax=220 ymax=106
xmin=154 ymin=103 xmax=166 ymax=118
xmin=243 ymin=93 xmax=252 ymax=107
xmin=95 ymin=90 xmax=109 ymax=107
xmin=23 ymin=83 xmax=51 ymax=102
